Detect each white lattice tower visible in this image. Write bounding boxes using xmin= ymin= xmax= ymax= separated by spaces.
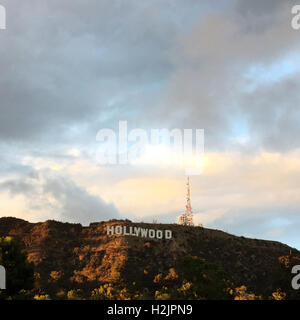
xmin=185 ymin=176 xmax=194 ymax=226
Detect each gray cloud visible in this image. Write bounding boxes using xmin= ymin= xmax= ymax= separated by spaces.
xmin=159 ymin=2 xmax=300 ymax=149
xmin=240 ymin=74 xmax=300 ymax=151
xmin=0 ymin=0 xmax=193 ymax=141
xmin=0 ymin=0 xmax=299 ymax=152
xmin=43 ymin=173 xmax=121 ymax=225
xmin=0 ymin=170 xmax=120 ymax=225
xmin=212 ymin=206 xmax=300 ymax=249
xmin=0 ymin=179 xmax=36 ymax=196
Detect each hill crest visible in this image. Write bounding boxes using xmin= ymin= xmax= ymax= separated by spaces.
xmin=0 ymin=216 xmax=299 ymax=299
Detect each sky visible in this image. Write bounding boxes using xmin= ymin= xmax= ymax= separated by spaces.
xmin=0 ymin=0 xmax=300 ymax=248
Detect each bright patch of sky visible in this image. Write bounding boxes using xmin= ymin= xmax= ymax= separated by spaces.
xmin=244 ymin=54 xmax=300 ymax=93
xmin=230 ymin=115 xmax=250 ymax=144
xmin=270 ymin=217 xmax=292 ymax=229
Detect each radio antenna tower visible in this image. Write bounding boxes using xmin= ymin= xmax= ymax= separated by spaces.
xmin=177 ymin=176 xmax=194 ymax=226
xmin=185 ymin=176 xmax=194 ymax=226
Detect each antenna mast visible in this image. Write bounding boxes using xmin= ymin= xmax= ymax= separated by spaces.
xmin=177 ymin=176 xmax=194 ymax=226
xmin=185 ymin=176 xmax=194 ymax=226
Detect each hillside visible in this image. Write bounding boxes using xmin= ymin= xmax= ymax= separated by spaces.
xmin=0 ymin=217 xmax=299 ymax=299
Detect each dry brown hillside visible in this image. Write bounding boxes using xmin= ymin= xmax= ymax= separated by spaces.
xmin=0 ymin=217 xmax=299 ymax=299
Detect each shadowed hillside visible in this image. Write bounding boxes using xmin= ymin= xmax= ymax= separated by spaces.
xmin=0 ymin=217 xmax=299 ymax=299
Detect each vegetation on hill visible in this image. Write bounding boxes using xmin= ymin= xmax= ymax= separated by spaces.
xmin=0 ymin=236 xmax=34 ymax=299
xmin=0 ymin=217 xmax=299 ymax=300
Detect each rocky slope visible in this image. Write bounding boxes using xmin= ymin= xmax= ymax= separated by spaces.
xmin=0 ymin=217 xmax=299 ymax=299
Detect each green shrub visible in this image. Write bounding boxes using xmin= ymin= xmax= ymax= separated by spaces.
xmin=0 ymin=236 xmax=34 ymax=298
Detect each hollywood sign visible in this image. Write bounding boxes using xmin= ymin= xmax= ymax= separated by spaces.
xmin=107 ymin=225 xmax=172 ymax=239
